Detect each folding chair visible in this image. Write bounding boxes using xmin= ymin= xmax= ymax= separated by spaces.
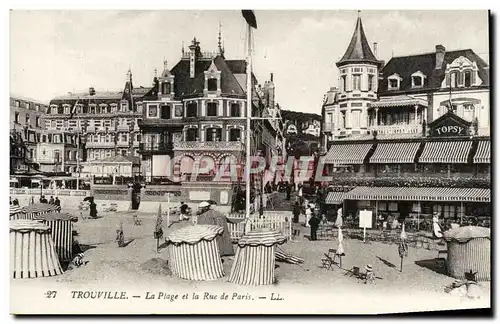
xmin=320 ymin=249 xmax=336 ymax=270
xmin=345 ymin=266 xmax=366 ymax=283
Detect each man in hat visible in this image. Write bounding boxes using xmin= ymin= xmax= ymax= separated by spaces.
xmin=179 ymin=201 xmax=189 ymax=220
xmin=197 ymin=201 xmax=211 ymax=215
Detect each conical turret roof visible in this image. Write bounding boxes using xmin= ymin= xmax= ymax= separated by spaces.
xmin=337 ymin=17 xmax=379 ymax=67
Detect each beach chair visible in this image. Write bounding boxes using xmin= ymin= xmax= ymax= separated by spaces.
xmin=345 ymin=266 xmax=366 ymax=282
xmin=320 ymin=249 xmax=336 ymax=270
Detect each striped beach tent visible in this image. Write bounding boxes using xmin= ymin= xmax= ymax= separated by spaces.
xmin=22 ymin=203 xmax=61 ymax=220
xmin=166 ymin=225 xmax=225 ymax=281
xmin=32 ymin=212 xmax=78 ymax=262
xmin=443 ymin=226 xmax=490 ymax=281
xmin=10 ymin=220 xmax=63 ymax=279
xmin=10 ymin=205 xmax=25 ymax=219
xmin=229 ymin=228 xmax=287 ymax=286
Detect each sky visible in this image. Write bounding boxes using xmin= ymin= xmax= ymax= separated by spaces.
xmin=10 ymin=10 xmax=489 ymax=115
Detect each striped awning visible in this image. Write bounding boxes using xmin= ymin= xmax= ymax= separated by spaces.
xmin=419 ymin=141 xmax=472 ymax=164
xmin=371 ymin=96 xmax=428 ymax=108
xmin=324 ymin=144 xmax=373 ymax=165
xmin=370 ymin=142 xmax=421 ymax=164
xmin=23 ymin=203 xmax=61 ymax=214
xmin=473 ymin=141 xmax=490 ymax=164
xmin=166 ymin=225 xmax=223 ymax=245
xmin=10 ymin=206 xmax=24 ymax=215
xmin=325 ymin=191 xmax=347 ymax=204
xmin=33 ymin=212 xmax=78 ymax=222
xmin=345 ymin=186 xmax=490 ymax=202
xmin=237 ymin=228 xmax=287 ymax=247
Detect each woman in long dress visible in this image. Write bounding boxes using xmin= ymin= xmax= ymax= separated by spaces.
xmin=196 ymin=207 xmax=235 ymax=257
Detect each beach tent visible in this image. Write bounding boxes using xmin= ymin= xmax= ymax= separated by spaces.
xmin=196 ymin=209 xmax=235 ymax=256
xmin=33 ymin=212 xmax=78 ymax=262
xmin=166 ymin=225 xmax=225 ymax=281
xmin=443 ymin=226 xmax=490 ymax=281
xmin=10 ymin=220 xmax=63 ymax=279
xmin=21 ymin=203 xmax=61 ymax=220
xmin=229 ymin=228 xmax=286 ymax=286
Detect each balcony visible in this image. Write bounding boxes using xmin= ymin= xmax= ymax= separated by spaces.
xmin=173 ymin=141 xmax=244 ymax=151
xmin=116 ymin=141 xmax=130 ymax=147
xmin=370 ymin=123 xmax=422 ymax=135
xmin=86 ymin=142 xmax=116 ymax=148
xmin=139 ymin=142 xmax=174 ymax=154
xmin=117 ymin=124 xmax=130 ymax=131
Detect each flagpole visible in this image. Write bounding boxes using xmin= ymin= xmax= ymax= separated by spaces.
xmin=245 ymin=24 xmax=252 ymax=220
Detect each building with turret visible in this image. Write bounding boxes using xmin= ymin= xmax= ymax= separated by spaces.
xmin=320 ymin=14 xmax=490 ymax=229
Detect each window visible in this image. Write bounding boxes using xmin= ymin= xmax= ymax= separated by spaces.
xmin=341 ymin=75 xmax=347 ymax=92
xmin=14 ymin=112 xmax=19 ymax=123
xmin=54 ymin=150 xmax=61 ymax=163
xmin=451 ymin=71 xmax=459 ymax=87
xmin=229 ymin=128 xmax=241 ymax=141
xmin=121 ymin=150 xmax=127 ymax=156
xmin=35 ymin=105 xmax=40 ymax=111
xmin=389 ymin=79 xmax=398 ymax=89
xmin=29 ymin=149 xmax=34 ymax=159
xmin=35 ymin=117 xmax=40 ymax=127
xmin=136 ymin=134 xmax=141 ymax=142
xmin=207 ymin=78 xmax=217 ymax=91
xmin=368 ymin=75 xmax=375 ymax=91
xmin=89 ymin=105 xmax=96 ymax=114
xmin=148 ymin=105 xmax=158 ymax=118
xmin=464 ymin=71 xmax=472 ymax=87
xmin=104 ymin=120 xmax=111 ymax=127
xmin=14 ymin=100 xmax=20 ymax=108
xmin=412 ymin=76 xmax=423 ymax=87
xmin=121 ymin=101 xmax=128 ymax=112
xmin=186 ymin=103 xmax=197 ymax=117
xmin=162 ymin=82 xmax=171 ymax=95
xmin=230 ymin=103 xmax=240 ymax=117
xmin=206 ymin=128 xmax=222 ymax=142
xmin=206 ymin=102 xmax=217 ymax=116
xmin=25 ymin=114 xmax=30 ymax=125
xmin=186 ymin=128 xmax=198 ymax=141
xmin=120 ymin=134 xmax=127 ymax=142
xmin=341 ymin=111 xmax=346 ymax=128
xmin=161 ymin=105 xmax=171 ymax=119
xmin=351 ymin=110 xmax=361 ymax=128
xmin=352 ymin=75 xmax=361 ymax=91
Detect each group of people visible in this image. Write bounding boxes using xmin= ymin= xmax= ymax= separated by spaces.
xmin=39 ymin=195 xmax=61 ymax=206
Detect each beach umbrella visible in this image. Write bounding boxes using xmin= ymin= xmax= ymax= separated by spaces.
xmin=154 ymin=204 xmax=164 ymax=251
xmin=337 ymin=227 xmax=345 ymax=268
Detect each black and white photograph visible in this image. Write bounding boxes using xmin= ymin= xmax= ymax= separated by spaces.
xmin=7 ymin=8 xmax=491 ymax=315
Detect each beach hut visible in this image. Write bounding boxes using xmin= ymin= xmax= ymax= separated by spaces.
xmin=10 ymin=205 xmax=24 ymax=220
xmin=443 ymin=226 xmax=490 ymax=281
xmin=33 ymin=212 xmax=78 ymax=262
xmin=229 ymin=228 xmax=287 ymax=286
xmin=21 ymin=203 xmax=61 ymax=220
xmin=165 ymin=225 xmax=225 ymax=281
xmin=10 ymin=220 xmax=63 ymax=279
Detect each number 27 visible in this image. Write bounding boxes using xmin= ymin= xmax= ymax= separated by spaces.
xmin=45 ymin=291 xmax=57 ymax=298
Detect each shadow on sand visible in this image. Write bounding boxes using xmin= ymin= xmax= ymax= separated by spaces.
xmin=415 ymin=258 xmax=448 ymax=276
xmin=376 ymin=256 xmax=397 ymax=269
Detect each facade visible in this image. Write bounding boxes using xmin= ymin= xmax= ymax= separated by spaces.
xmin=320 ymin=16 xmax=491 ymax=228
xmin=34 ymin=130 xmax=83 ymax=174
xmin=46 ymin=71 xmax=147 ymax=163
xmin=80 ymin=155 xmax=141 ymax=184
xmin=139 ymin=37 xmax=283 ymax=185
xmin=10 ymin=95 xmax=49 ymax=173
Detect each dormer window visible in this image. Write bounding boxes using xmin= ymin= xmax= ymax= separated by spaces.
xmin=387 ymin=73 xmax=402 ymax=90
xmin=120 ymin=101 xmax=129 ymax=112
xmin=162 ymin=82 xmax=171 ymax=95
xmin=443 ymin=56 xmax=481 ymax=89
xmin=464 ymin=70 xmax=472 ymax=87
xmin=411 ymin=71 xmax=426 ymax=88
xmin=207 ymin=78 xmax=217 ymax=92
xmin=89 ymin=104 xmax=96 ymax=114
xmin=50 ymin=104 xmax=57 ymax=114
xmin=63 ymin=104 xmax=71 ymax=114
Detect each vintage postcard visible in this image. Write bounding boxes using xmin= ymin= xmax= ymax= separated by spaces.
xmin=9 ymin=9 xmax=491 ymax=315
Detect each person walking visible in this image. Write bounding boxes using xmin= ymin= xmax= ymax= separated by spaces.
xmin=305 ymin=204 xmax=314 ymax=228
xmin=292 ymin=201 xmax=300 ymax=223
xmin=49 ymin=196 xmax=55 ymax=205
xmin=54 ymin=197 xmax=61 ymax=207
xmin=309 ymin=212 xmax=321 ymax=241
xmin=89 ymin=198 xmax=98 ymax=219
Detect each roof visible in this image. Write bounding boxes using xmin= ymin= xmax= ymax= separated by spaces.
xmin=337 ymin=17 xmax=381 ymax=67
xmin=379 ymin=49 xmax=489 ymax=94
xmin=170 ymin=56 xmax=247 ymax=99
xmin=371 ymin=95 xmax=428 ymax=108
xmin=52 ymin=87 xmax=150 ymax=101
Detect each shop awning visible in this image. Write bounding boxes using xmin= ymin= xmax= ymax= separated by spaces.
xmin=370 ymin=142 xmax=421 ymax=164
xmin=324 ymin=143 xmax=373 ymax=165
xmin=418 ymin=140 xmax=472 ymax=164
xmin=473 ymin=141 xmax=490 ymax=164
xmin=325 ymin=191 xmax=347 ymax=204
xmin=345 ymin=186 xmax=490 ymax=203
xmin=371 ymin=95 xmax=428 ymax=108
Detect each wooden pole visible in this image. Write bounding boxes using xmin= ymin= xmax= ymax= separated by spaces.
xmin=400 ymin=257 xmax=403 ymax=272
xmin=167 ymin=194 xmax=170 ymax=228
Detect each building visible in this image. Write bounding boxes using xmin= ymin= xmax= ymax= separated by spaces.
xmin=10 ymin=95 xmax=49 ymax=172
xmin=80 ymin=155 xmax=141 ymax=185
xmin=46 ymin=71 xmax=148 ymax=162
xmin=34 ymin=130 xmax=83 ymax=174
xmin=320 ymin=16 xmax=491 ymax=228
xmin=138 ymin=36 xmax=284 ymax=208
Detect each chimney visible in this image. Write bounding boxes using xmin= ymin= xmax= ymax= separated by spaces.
xmin=89 ymin=87 xmax=95 ymax=96
xmin=373 ymin=42 xmax=378 ymax=58
xmin=435 ymin=45 xmax=446 ymax=69
xmin=270 ymin=73 xmax=274 ymax=82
